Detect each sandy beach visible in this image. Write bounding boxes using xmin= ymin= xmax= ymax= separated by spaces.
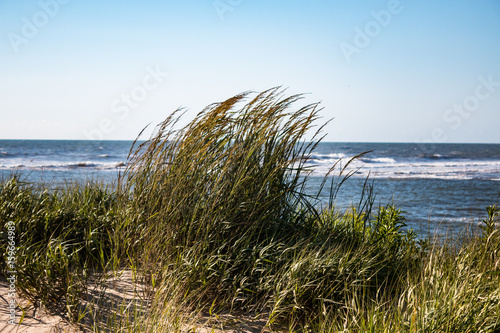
xmin=0 ymin=279 xmax=71 ymax=332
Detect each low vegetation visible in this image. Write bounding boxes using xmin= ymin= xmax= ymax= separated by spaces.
xmin=1 ymin=88 xmax=499 ymax=332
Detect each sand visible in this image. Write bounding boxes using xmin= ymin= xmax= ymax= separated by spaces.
xmin=0 ymin=270 xmax=270 ymax=332
xmin=0 ymin=279 xmax=72 ymax=332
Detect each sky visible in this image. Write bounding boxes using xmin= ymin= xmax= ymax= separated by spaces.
xmin=0 ymin=0 xmax=499 ymax=143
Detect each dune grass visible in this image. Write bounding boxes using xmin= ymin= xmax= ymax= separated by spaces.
xmin=1 ymin=88 xmax=500 ymax=332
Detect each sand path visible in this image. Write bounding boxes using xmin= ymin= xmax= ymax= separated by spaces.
xmin=0 ymin=279 xmax=72 ymax=332
xmin=0 ymin=271 xmax=270 ymax=332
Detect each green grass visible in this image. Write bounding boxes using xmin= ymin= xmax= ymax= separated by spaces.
xmin=1 ymin=88 xmax=499 ymax=332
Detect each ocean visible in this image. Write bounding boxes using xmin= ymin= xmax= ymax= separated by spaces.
xmin=1 ymin=140 xmax=499 ymax=237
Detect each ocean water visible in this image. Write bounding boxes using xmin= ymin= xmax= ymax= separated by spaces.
xmin=1 ymin=140 xmax=499 ymax=236
xmin=0 ymin=140 xmax=129 ymax=183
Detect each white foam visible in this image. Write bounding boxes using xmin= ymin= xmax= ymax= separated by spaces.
xmin=360 ymin=157 xmax=397 ymax=164
xmin=305 ymin=157 xmax=500 ymax=180
xmin=0 ymin=160 xmax=127 ymax=171
xmin=310 ymin=153 xmax=345 ymax=160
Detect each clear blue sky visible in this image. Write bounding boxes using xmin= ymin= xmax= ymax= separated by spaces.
xmin=1 ymin=0 xmax=499 ymax=142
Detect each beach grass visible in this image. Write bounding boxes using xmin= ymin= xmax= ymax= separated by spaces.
xmin=1 ymin=88 xmax=500 ymax=332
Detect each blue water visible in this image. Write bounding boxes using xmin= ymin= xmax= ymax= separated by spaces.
xmin=1 ymin=140 xmax=499 ymax=236
xmin=0 ymin=140 xmax=129 ymax=183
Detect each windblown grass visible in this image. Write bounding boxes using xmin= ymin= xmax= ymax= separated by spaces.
xmin=1 ymin=88 xmax=499 ymax=332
